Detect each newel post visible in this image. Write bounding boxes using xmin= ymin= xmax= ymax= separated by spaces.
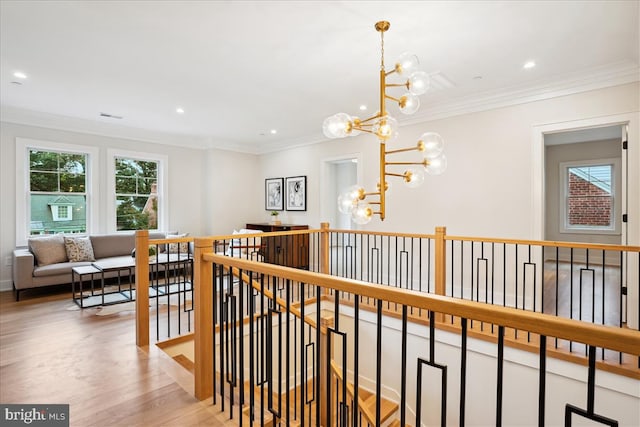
xmin=194 ymin=237 xmax=213 ymax=400
xmin=435 ymin=226 xmax=447 ymax=322
xmin=320 ymin=222 xmax=330 ymax=274
xmin=135 ymin=230 xmax=150 ymax=347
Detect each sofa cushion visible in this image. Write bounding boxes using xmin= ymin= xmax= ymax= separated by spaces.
xmin=64 ymin=236 xmax=96 ymax=262
xmin=33 ymin=261 xmax=92 ymax=277
xmin=91 ymin=234 xmax=135 ymax=259
xmin=29 ymin=234 xmax=68 ymax=266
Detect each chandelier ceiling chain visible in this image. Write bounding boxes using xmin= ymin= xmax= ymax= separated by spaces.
xmin=323 ymin=21 xmax=447 ymax=224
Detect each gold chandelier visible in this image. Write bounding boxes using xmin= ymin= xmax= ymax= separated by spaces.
xmin=323 ymin=21 xmax=447 ymax=224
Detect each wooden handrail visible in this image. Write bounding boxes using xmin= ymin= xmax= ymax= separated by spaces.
xmin=204 ymin=253 xmax=640 ymax=356
xmin=445 ymin=235 xmax=640 ymax=252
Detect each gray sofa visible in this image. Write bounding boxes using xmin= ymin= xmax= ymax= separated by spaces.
xmin=12 ymin=232 xmax=174 ymax=300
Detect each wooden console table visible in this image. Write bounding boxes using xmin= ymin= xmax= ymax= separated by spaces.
xmin=245 ymin=223 xmax=309 ymax=269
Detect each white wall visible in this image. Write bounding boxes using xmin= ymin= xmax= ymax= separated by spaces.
xmin=203 ymin=147 xmax=261 ymax=235
xmin=259 ymin=82 xmax=639 ymax=241
xmin=0 ymin=122 xmax=261 ymax=290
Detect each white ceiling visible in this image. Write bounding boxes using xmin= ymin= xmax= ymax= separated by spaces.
xmin=1 ymin=1 xmax=638 ymax=154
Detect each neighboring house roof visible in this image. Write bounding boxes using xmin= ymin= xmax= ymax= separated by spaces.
xmin=569 ymin=166 xmax=612 ymax=194
xmin=48 ymin=195 xmax=74 ymax=206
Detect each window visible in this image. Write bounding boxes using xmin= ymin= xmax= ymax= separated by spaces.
xmin=115 ymin=157 xmax=158 ymax=230
xmin=560 ymin=159 xmax=619 ymax=233
xmin=51 ymin=202 xmax=73 ymax=221
xmin=16 ymin=138 xmax=98 ymax=246
xmin=108 ymin=150 xmax=167 ymax=232
xmin=28 ymin=149 xmax=87 ymax=234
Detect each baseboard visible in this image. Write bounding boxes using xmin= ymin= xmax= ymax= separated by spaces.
xmin=0 ymin=279 xmax=13 ymax=292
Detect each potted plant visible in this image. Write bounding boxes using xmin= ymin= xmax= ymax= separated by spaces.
xmin=270 ymin=211 xmax=281 ymax=225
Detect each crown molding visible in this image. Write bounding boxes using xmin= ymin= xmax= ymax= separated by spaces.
xmin=403 ymin=60 xmax=640 ymax=127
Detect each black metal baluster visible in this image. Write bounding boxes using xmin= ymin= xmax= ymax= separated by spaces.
xmin=353 ymin=297 xmax=360 ymax=427
xmin=248 ymin=271 xmax=255 ymax=426
xmin=286 ymin=279 xmax=291 ymax=426
xmin=570 ymin=248 xmax=574 ymax=352
xmin=376 ymin=301 xmax=382 ymax=427
xmin=299 ymin=280 xmax=305 ymax=427
xmin=460 ymin=318 xmax=467 ymax=427
xmin=400 ymin=305 xmax=407 ymax=427
xmin=496 ymin=325 xmax=504 ymax=427
xmin=538 ymin=335 xmax=547 ymax=427
xmin=316 ymin=286 xmax=321 ymax=427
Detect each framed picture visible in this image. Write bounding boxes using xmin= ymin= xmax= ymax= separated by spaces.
xmin=285 ymin=176 xmax=307 ymax=211
xmin=265 ymin=178 xmax=284 ymax=211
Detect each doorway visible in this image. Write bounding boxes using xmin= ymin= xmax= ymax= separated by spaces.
xmin=540 ymin=123 xmax=633 ymax=328
xmin=321 ymin=156 xmax=359 ymax=229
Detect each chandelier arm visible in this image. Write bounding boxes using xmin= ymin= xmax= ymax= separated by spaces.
xmin=363 ymin=191 xmax=381 ymax=197
xmin=385 ymin=172 xmax=406 ymax=178
xmin=386 ymin=146 xmax=421 ymax=155
xmin=386 ymin=160 xmax=428 ymax=166
xmin=385 ymin=69 xmax=397 ymax=77
xmin=357 ymin=128 xmax=375 ymax=135
xmin=386 ymin=82 xmax=410 ymax=88
xmin=385 ymin=94 xmax=401 ymax=103
xmin=359 ymin=113 xmax=382 ymax=124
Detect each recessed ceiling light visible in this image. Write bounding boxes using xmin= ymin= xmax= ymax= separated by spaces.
xmin=523 ymin=61 xmax=536 ymax=69
xmin=359 ymin=105 xmax=367 ymax=111
xmin=176 ymin=107 xmax=185 ymax=114
xmin=13 ymin=71 xmax=27 ymax=79
xmin=473 ymin=75 xmax=483 ymax=80
xmin=270 ymin=129 xmax=277 ymax=135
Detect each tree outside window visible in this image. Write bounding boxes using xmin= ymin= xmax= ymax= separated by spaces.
xmin=29 ymin=150 xmax=87 ymax=235
xmin=115 ymin=158 xmax=158 ymax=230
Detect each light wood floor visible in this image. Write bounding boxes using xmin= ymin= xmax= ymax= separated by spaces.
xmin=0 ymin=287 xmax=236 ymax=427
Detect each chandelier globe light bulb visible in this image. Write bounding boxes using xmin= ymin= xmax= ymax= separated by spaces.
xmin=323 ymin=113 xmax=353 ymax=139
xmin=351 ymin=201 xmax=374 ymax=225
xmin=419 ymin=132 xmax=445 ymax=159
xmin=425 ymin=153 xmax=448 ymax=175
xmin=337 ymin=185 xmax=362 ymax=214
xmin=372 ymin=115 xmax=399 ymax=141
xmin=395 ymin=52 xmax=420 ymax=76
xmin=408 ymin=71 xmax=430 ymax=95
xmin=399 ymin=93 xmax=420 ymax=115
xmin=404 ymin=168 xmax=425 ymax=188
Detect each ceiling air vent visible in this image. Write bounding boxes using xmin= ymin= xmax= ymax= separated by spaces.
xmin=428 ymin=72 xmax=456 ymax=91
xmin=99 ymin=112 xmax=123 ymax=119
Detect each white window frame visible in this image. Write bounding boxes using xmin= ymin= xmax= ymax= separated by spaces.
xmin=107 ymin=149 xmax=168 ymax=233
xmin=15 ymin=138 xmax=99 ymax=247
xmin=559 ymin=158 xmax=621 ymax=235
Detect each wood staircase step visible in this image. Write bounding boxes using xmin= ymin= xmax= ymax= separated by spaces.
xmin=171 ymin=354 xmax=194 ymax=373
xmin=361 ymin=393 xmax=399 ymax=424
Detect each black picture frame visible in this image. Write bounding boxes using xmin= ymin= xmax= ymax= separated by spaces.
xmin=265 ymin=177 xmax=284 ymax=211
xmin=285 ymin=176 xmax=307 ymax=211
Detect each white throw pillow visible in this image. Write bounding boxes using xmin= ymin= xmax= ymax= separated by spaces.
xmin=64 ymin=236 xmax=96 ymax=262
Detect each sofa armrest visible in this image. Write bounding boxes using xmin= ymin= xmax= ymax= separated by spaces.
xmin=13 ymin=248 xmax=35 ymax=290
